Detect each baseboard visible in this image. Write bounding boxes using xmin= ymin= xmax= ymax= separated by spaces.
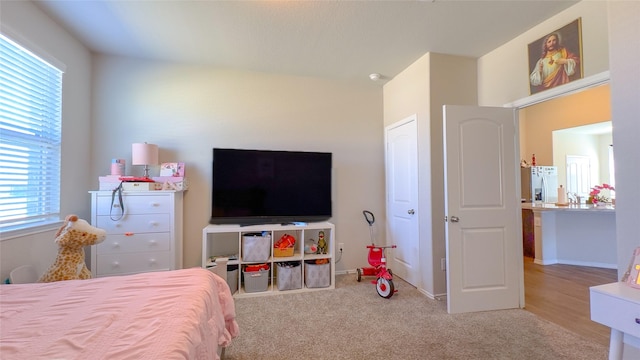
xmin=534 ymin=258 xmax=558 ymax=266
xmin=556 ymin=259 xmax=617 ymax=269
xmin=534 ymin=258 xmax=617 ymax=269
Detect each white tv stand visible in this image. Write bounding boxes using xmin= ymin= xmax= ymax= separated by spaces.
xmin=202 ymin=222 xmax=335 ymax=297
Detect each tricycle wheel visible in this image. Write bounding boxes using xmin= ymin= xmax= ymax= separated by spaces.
xmin=376 ymin=277 xmax=395 ymax=299
xmin=356 ymin=268 xmax=362 ymax=282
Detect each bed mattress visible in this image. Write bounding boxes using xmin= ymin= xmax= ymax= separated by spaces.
xmin=0 ymin=267 xmax=238 ymax=359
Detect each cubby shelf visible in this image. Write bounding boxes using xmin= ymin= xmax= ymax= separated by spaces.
xmin=202 ymin=222 xmax=335 ymax=297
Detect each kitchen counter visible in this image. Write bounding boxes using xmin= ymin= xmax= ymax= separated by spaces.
xmin=521 ymin=202 xmax=616 ymax=268
xmin=522 ymin=202 xmax=615 ymax=212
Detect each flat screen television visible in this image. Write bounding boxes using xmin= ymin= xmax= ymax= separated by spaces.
xmin=210 ymin=148 xmax=332 ymax=225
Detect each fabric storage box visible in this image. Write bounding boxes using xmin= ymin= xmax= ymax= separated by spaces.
xmin=242 ymin=233 xmax=271 ymax=262
xmin=276 ymin=262 xmax=302 ymax=291
xmin=243 ymin=268 xmax=269 ymax=293
xmin=227 ymin=265 xmax=239 ymax=294
xmin=304 ymin=261 xmax=331 ymax=288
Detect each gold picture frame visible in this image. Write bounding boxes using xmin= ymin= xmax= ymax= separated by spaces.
xmin=528 ymin=18 xmax=583 ymax=95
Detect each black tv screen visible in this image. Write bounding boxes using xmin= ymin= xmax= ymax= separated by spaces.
xmin=210 ymin=148 xmax=332 ymax=225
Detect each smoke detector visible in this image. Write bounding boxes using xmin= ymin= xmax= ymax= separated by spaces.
xmin=369 ymin=73 xmax=381 ymax=81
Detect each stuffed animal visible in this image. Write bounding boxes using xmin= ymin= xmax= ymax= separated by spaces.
xmin=38 ymin=214 xmax=107 ymax=283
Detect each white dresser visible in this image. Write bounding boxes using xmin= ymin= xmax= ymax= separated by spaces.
xmin=90 ymin=190 xmax=184 ymax=277
xmin=590 ymin=282 xmax=640 ymax=360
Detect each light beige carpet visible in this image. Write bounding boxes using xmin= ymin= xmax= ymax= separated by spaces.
xmin=224 ymin=274 xmax=607 ymax=359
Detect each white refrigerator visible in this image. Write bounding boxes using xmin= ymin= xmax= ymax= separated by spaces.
xmin=521 ymin=166 xmax=558 ymax=203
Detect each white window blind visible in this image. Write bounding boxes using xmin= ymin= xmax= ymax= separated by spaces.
xmin=0 ymin=33 xmax=63 ymax=232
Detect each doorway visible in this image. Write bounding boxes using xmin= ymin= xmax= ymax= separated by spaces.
xmin=384 ymin=115 xmax=419 ymax=286
xmin=514 ymin=73 xmax=614 ymax=334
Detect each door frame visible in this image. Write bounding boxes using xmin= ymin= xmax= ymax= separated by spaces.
xmin=506 ymin=71 xmax=609 ymax=108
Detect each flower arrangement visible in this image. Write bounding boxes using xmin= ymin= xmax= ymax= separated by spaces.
xmin=589 ymin=183 xmax=615 ymax=204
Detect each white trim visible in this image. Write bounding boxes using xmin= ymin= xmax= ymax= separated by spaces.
xmin=1 ymin=23 xmax=67 ymax=73
xmin=505 ymin=71 xmax=610 ymax=109
xmin=0 ymin=220 xmax=63 ymax=242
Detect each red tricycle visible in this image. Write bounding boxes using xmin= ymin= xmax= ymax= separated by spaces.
xmin=356 ymin=210 xmax=397 ymax=299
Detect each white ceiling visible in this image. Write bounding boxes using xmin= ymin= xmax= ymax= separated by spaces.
xmin=33 ymin=0 xmax=579 ymax=82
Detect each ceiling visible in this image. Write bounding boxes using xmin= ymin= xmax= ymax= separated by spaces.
xmin=33 ymin=0 xmax=579 ymax=82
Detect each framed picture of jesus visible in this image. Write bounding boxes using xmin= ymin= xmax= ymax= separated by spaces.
xmin=528 ymin=18 xmax=583 ymax=95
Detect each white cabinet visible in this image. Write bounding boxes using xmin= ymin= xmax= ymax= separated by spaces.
xmin=202 ymin=222 xmax=335 ymax=297
xmin=90 ymin=190 xmax=184 ymax=277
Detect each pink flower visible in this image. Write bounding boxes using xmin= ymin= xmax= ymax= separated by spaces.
xmin=589 ymin=183 xmax=614 ymax=204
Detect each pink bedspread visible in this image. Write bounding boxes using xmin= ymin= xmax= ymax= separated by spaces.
xmin=0 ymin=268 xmax=239 ymax=360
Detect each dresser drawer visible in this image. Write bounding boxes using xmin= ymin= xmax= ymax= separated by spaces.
xmin=97 ymin=232 xmax=171 ymax=255
xmin=591 ymin=286 xmax=640 ymax=338
xmin=96 ymin=214 xmax=171 ymax=234
xmin=95 ymin=194 xmax=173 ymax=216
xmin=96 ymin=251 xmax=173 ymax=276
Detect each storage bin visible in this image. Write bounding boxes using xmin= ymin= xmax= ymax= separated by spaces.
xmin=304 ymin=261 xmax=331 ymax=288
xmin=276 ymin=262 xmax=302 ymax=291
xmin=243 ymin=268 xmax=270 ymax=293
xmin=242 ymin=233 xmax=271 ymax=262
xmin=273 ymin=247 xmax=295 ymax=257
xmin=206 ymin=256 xmax=228 ymax=278
xmin=227 ymin=266 xmax=238 ymax=294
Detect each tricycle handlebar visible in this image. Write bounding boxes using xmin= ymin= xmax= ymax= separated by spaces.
xmin=366 ymin=244 xmax=397 ymax=249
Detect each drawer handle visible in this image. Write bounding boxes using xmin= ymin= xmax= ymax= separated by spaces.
xmin=150 ymin=202 xmax=160 ymax=207
xmin=112 ymin=261 xmax=119 ymax=268
xmin=148 ymin=240 xmax=157 ymax=246
xmin=125 ymin=232 xmax=134 ymax=236
xmin=149 ymin=258 xmax=157 ymax=265
xmin=149 ymin=221 xmax=158 ymax=227
xmin=112 ymin=242 xmax=120 ymax=248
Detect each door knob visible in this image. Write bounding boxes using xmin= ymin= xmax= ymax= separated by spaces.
xmin=450 ymin=216 xmax=460 ymax=222
xmin=407 ymin=209 xmax=415 ymax=215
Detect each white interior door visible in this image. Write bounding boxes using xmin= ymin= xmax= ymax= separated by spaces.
xmin=443 ymin=105 xmax=523 ymax=314
xmin=384 ymin=115 xmax=419 ymax=286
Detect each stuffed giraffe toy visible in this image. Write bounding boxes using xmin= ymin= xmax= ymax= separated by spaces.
xmin=38 ymin=214 xmax=107 ymax=283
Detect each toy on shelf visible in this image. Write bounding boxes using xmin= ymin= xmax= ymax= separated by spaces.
xmin=317 ymin=231 xmax=328 ymax=254
xmin=274 ymin=233 xmax=296 ymax=257
xmin=304 ymin=239 xmax=318 ymax=254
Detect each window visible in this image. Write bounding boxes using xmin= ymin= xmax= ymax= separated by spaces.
xmin=0 ymin=33 xmax=63 ymax=233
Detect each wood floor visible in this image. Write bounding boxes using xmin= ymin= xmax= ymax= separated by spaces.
xmin=523 ymin=257 xmax=618 ymax=347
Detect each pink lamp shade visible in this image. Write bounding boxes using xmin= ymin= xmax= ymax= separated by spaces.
xmin=132 ymin=143 xmax=158 ymax=177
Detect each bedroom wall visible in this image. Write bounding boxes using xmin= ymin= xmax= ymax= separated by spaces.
xmin=90 ymin=56 xmax=386 ymax=271
xmin=0 ymin=1 xmax=93 ymax=279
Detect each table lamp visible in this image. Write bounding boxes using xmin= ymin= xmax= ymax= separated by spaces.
xmin=132 ymin=142 xmax=158 ymax=178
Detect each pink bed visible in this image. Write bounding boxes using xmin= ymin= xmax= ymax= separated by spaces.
xmin=0 ymin=268 xmax=239 ymax=359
